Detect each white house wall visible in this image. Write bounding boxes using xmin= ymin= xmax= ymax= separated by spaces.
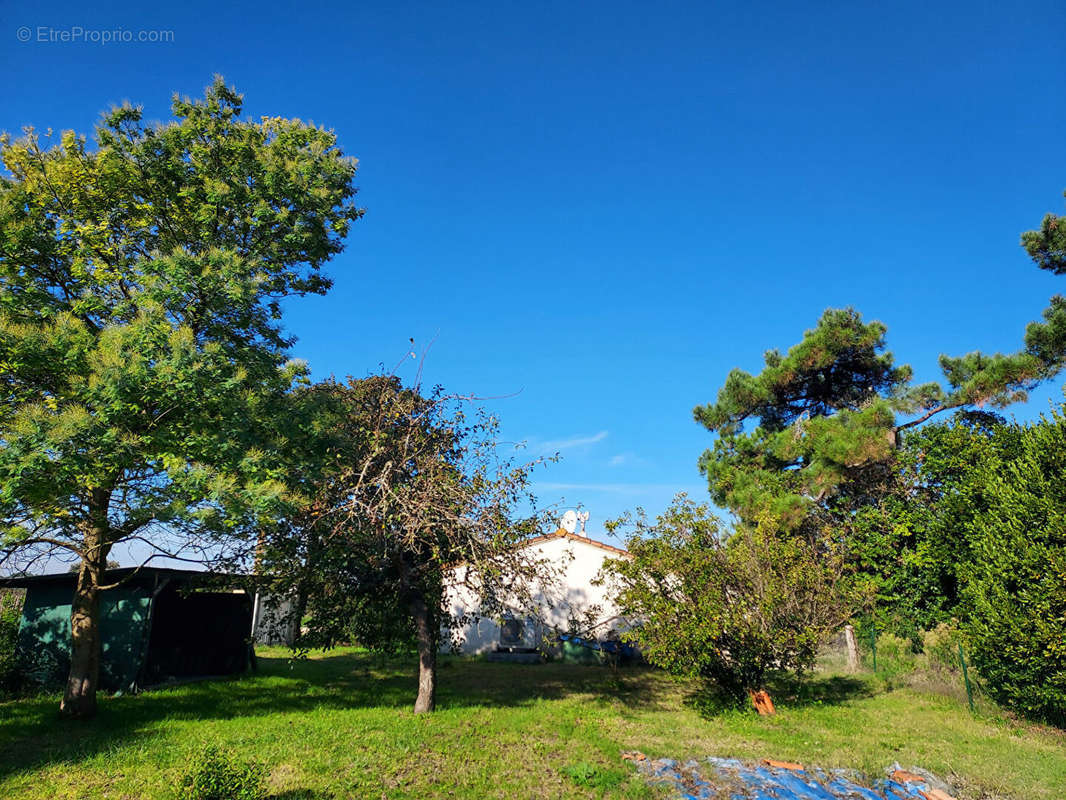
xmin=251 ymin=592 xmax=299 ymax=646
xmin=442 ymin=534 xmax=630 ymax=655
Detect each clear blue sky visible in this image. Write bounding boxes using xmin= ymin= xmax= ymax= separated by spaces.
xmin=4 ymin=1 xmax=1064 ymax=542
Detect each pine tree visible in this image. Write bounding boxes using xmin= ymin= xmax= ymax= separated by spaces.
xmin=694 ymin=194 xmax=1066 ymax=530
xmin=0 ymin=78 xmax=360 ymax=717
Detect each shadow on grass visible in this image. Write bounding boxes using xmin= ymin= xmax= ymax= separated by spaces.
xmin=435 ymin=658 xmax=664 ymax=713
xmin=686 ymin=671 xmax=876 ymax=718
xmin=0 ymin=650 xmax=658 ymax=784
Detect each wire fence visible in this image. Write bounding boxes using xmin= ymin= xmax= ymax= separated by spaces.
xmin=819 ymin=623 xmax=982 ymax=715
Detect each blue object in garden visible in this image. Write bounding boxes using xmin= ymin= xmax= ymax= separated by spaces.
xmin=557 ymin=632 xmax=638 ymax=660
xmin=628 ymin=755 xmax=953 ymax=800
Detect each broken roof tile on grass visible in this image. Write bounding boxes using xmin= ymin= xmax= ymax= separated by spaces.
xmin=625 ymin=754 xmax=957 ymax=800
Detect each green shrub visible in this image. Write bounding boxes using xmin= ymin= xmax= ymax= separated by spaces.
xmin=888 ymin=406 xmax=1066 ymax=725
xmin=560 ymin=761 xmax=625 ymax=791
xmin=869 ymin=632 xmax=918 ymax=681
xmin=0 ymin=589 xmax=24 ymax=696
xmin=601 ymin=497 xmax=855 ymax=699
xmin=920 ymin=622 xmax=964 ymax=674
xmin=179 ymin=745 xmax=268 ymax=800
xmin=956 ymin=408 xmax=1066 ymax=726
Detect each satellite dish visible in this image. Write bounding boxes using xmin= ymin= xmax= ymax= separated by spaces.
xmin=560 ymin=510 xmax=578 ymax=534
xmin=577 ymin=511 xmax=590 ymax=534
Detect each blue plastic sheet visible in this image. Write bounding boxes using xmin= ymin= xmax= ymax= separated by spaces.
xmin=630 ymin=756 xmax=946 ymax=800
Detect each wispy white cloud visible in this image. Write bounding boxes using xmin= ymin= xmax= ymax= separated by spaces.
xmin=533 ymin=430 xmax=609 ymax=452
xmin=607 ymin=452 xmax=647 ymax=468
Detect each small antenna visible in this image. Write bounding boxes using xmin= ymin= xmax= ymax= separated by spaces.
xmin=577 ymin=511 xmax=590 ymax=535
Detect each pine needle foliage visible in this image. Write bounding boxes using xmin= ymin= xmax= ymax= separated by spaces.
xmin=0 ymin=78 xmax=360 ymax=716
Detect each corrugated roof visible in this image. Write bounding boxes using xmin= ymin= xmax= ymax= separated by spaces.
xmin=0 ymin=566 xmax=240 ymax=588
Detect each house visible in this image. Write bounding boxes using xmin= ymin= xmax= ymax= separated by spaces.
xmin=250 ymin=591 xmax=300 ymax=646
xmin=443 ymin=511 xmax=635 ymax=660
xmin=0 ymin=567 xmax=254 ymax=692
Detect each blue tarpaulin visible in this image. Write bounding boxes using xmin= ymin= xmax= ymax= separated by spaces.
xmin=628 ymin=755 xmax=953 ymax=800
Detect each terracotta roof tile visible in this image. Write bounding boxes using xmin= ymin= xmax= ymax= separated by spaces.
xmin=521 ymin=528 xmax=631 ymax=557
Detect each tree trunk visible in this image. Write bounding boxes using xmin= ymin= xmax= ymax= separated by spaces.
xmin=844 ymin=624 xmax=859 ymax=672
xmin=748 ymin=688 xmax=775 ymax=715
xmin=290 ymin=586 xmax=308 ymax=648
xmin=409 ymin=590 xmax=437 ymax=714
xmin=60 ymin=490 xmax=111 ymax=719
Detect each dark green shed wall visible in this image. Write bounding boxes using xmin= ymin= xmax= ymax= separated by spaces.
xmin=17 ymin=583 xmax=151 ymax=692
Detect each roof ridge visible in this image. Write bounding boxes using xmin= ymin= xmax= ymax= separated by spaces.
xmin=522 ymin=528 xmax=630 ymax=556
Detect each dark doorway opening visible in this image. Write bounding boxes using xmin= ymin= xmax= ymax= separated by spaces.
xmin=143 ymin=585 xmax=253 ymax=684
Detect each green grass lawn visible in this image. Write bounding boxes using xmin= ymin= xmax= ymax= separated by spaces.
xmin=0 ymin=647 xmax=1063 ymax=799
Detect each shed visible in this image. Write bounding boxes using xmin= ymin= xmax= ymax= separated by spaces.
xmin=0 ymin=567 xmax=254 ymax=692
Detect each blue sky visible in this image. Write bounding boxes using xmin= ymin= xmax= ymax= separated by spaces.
xmin=3 ymin=1 xmax=1065 ymax=544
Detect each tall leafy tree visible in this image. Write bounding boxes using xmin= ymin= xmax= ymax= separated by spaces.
xmin=258 ymin=376 xmax=554 ymax=714
xmin=847 ymin=409 xmax=1013 ymax=635
xmin=0 ymin=78 xmax=360 ymax=717
xmin=948 ymin=404 xmax=1066 ymax=725
xmin=886 ymin=403 xmax=1066 ymax=724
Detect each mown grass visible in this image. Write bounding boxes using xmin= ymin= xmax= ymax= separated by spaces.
xmin=0 ymin=647 xmax=1062 ymax=799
